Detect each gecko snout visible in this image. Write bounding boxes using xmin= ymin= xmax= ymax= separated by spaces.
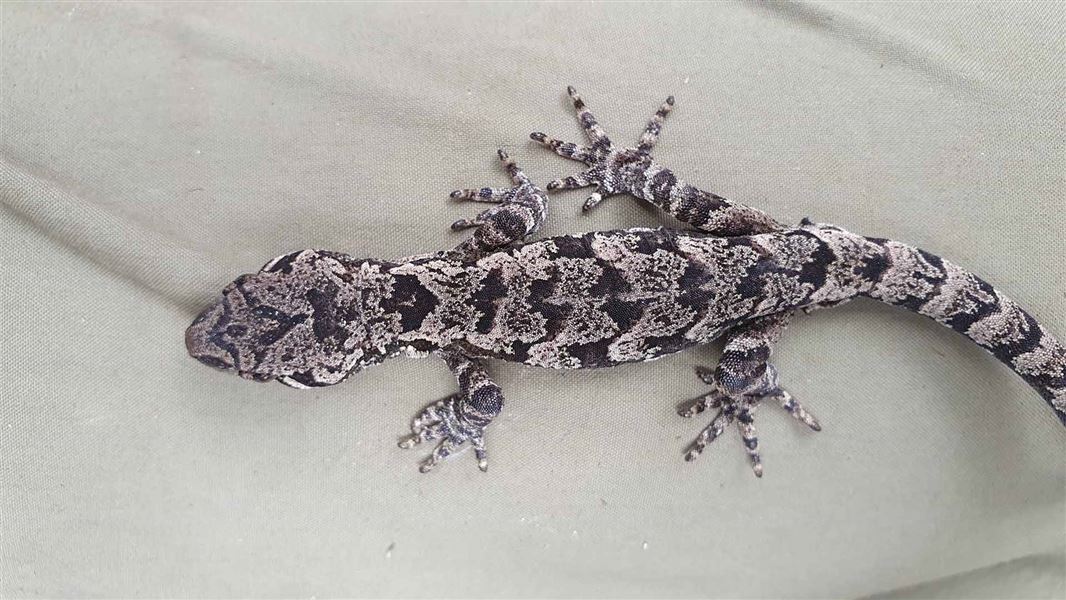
xmin=185 ymin=301 xmax=236 ymax=372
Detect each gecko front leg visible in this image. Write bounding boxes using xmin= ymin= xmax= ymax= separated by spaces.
xmin=677 ymin=312 xmax=821 ymax=477
xmin=448 ymin=149 xmax=549 ymax=261
xmin=532 ymin=87 xmax=782 ymax=236
xmin=399 ymin=349 xmax=504 ymax=473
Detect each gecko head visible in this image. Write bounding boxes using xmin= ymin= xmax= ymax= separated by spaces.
xmin=185 ymin=250 xmax=400 ymax=387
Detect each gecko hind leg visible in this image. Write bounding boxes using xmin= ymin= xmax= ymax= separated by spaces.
xmin=531 ymin=87 xmax=782 ymax=235
xmin=678 ymin=312 xmax=820 ymax=477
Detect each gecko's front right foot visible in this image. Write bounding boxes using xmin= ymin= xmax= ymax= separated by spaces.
xmin=399 ymin=394 xmax=490 ymax=473
xmin=531 ymin=86 xmax=673 ymax=211
xmin=677 ymin=366 xmax=821 ymax=477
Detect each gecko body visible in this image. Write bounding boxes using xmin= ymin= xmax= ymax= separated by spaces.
xmin=186 ymin=88 xmax=1066 ymax=475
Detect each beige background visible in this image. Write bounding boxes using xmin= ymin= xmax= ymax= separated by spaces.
xmin=2 ymin=2 xmax=1064 ymax=598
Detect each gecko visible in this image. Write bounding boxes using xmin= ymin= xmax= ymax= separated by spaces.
xmin=185 ymin=87 xmax=1066 ymax=476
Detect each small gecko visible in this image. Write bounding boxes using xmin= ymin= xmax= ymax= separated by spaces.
xmin=185 ymin=87 xmax=1066 ymax=476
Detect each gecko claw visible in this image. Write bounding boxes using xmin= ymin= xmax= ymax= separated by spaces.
xmin=582 ymin=192 xmax=604 ymax=212
xmin=695 ymin=365 xmax=716 ymax=385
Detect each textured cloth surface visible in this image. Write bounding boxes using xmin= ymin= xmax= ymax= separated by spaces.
xmin=1 ymin=2 xmax=1064 ymax=598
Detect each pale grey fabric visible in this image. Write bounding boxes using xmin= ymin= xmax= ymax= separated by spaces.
xmin=1 ymin=2 xmax=1063 ymax=598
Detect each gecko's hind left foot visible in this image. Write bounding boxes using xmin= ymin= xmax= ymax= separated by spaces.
xmin=678 ymin=367 xmax=821 ymax=477
xmin=398 ymin=395 xmax=489 ymax=473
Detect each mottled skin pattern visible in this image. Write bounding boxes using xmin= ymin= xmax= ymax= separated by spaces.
xmin=186 ymin=88 xmax=1066 ymax=477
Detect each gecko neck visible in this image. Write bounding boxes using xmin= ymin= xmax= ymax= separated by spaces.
xmin=375 ymin=253 xmax=480 ymax=355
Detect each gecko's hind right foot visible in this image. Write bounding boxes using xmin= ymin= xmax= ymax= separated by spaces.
xmin=678 ymin=367 xmax=821 ymax=477
xmin=690 ymin=366 xmax=821 ymax=431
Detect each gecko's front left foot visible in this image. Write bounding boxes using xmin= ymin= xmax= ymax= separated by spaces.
xmin=448 ymin=150 xmax=548 ymax=256
xmin=677 ymin=366 xmax=821 ymax=477
xmin=399 ymin=394 xmax=490 ymax=473
xmin=531 ymin=86 xmax=673 ymax=211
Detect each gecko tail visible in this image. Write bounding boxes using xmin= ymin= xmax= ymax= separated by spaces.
xmin=863 ymin=239 xmax=1066 ymax=425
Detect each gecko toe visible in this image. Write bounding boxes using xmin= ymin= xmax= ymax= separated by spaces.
xmin=773 ymin=389 xmax=822 ymax=431
xmin=676 ymin=391 xmax=722 ymax=418
xmin=684 ymin=407 xmax=734 ymax=461
xmin=694 ymin=365 xmax=717 ymax=385
xmin=683 ymin=400 xmax=766 ymax=476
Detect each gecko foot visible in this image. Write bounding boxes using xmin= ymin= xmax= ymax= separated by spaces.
xmin=398 ymin=394 xmax=489 ymax=473
xmin=531 ymin=86 xmax=673 ymax=211
xmin=447 ymin=149 xmax=548 ymax=246
xmin=677 ymin=367 xmax=821 ymax=477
